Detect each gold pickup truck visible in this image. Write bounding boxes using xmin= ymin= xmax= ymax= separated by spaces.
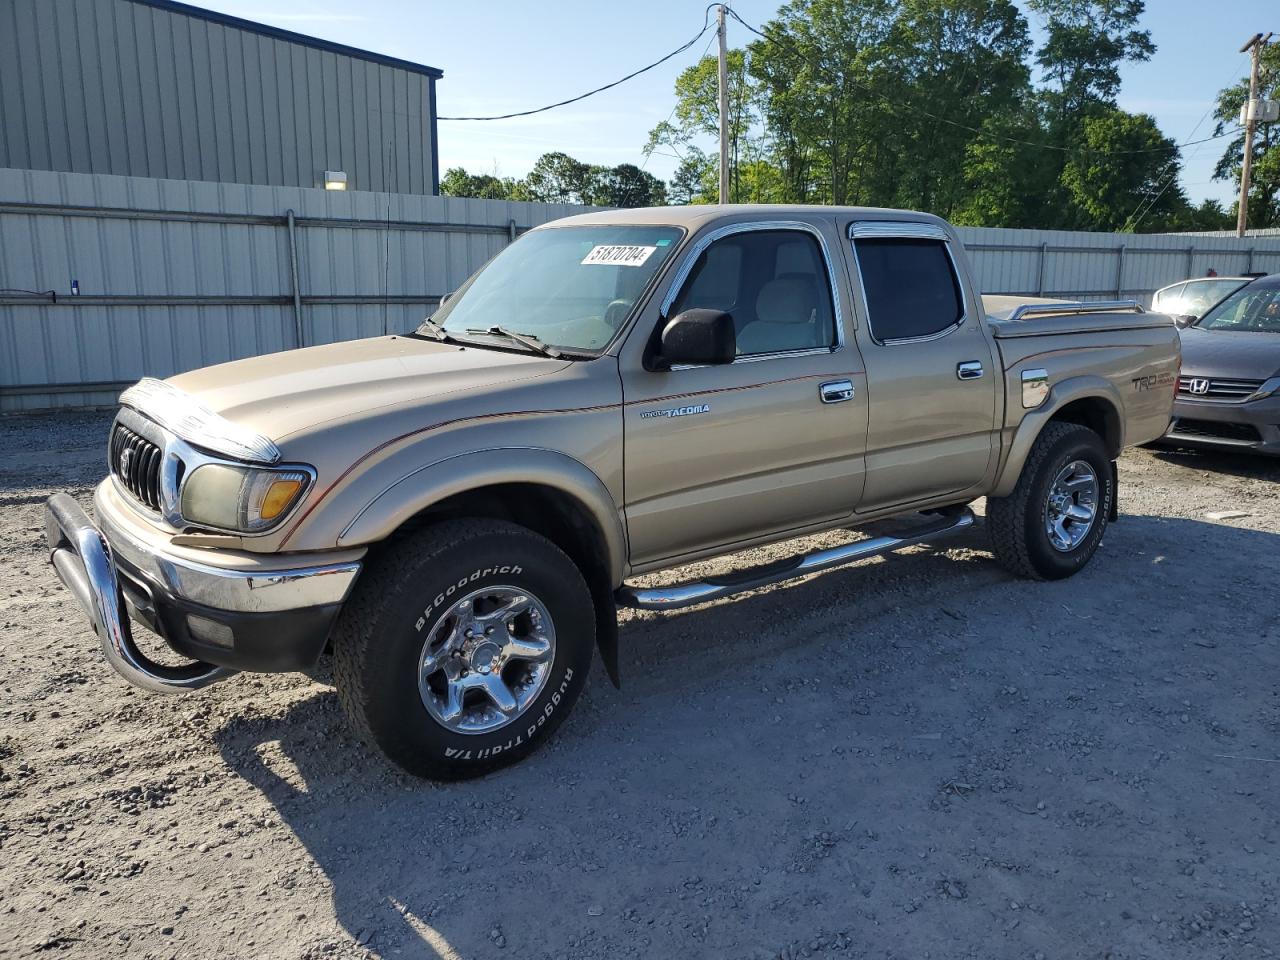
xmin=46 ymin=206 xmax=1179 ymax=779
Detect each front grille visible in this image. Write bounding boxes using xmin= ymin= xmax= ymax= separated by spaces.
xmin=1170 ymin=418 xmax=1262 ymax=443
xmin=1177 ymin=376 xmax=1263 ymax=401
xmin=110 ymin=423 xmax=164 ymax=510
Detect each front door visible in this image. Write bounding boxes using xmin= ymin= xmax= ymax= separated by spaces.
xmin=620 ymin=222 xmax=868 ymax=567
xmin=846 ymin=221 xmax=999 ymax=511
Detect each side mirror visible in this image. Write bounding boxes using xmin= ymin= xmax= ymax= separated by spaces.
xmin=1173 ymin=314 xmax=1197 ymax=329
xmin=655 ymin=309 xmax=736 ymax=368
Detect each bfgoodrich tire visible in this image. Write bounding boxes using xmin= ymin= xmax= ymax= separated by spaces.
xmin=987 ymin=422 xmax=1113 ymax=581
xmin=332 ymin=519 xmax=594 ymax=779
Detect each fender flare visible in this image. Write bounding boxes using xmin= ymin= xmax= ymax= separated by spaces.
xmin=990 ymin=375 xmax=1125 ymax=499
xmin=337 ymin=447 xmax=627 ymax=689
xmin=337 ymin=446 xmax=628 ymax=584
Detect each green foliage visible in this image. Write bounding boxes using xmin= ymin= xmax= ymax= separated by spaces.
xmin=1028 ymin=0 xmax=1154 ymax=117
xmin=440 ymin=167 xmax=519 ymax=200
xmin=441 ymin=154 xmax=666 ymax=208
xmin=1211 ymin=43 xmax=1280 ymax=229
xmin=645 ymin=0 xmax=1216 ymax=233
xmin=1060 ymin=109 xmax=1179 ymax=230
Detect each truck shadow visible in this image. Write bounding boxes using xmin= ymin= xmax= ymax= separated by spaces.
xmin=213 ymin=513 xmax=1280 ymax=959
xmin=1148 ymin=443 xmax=1280 ymax=482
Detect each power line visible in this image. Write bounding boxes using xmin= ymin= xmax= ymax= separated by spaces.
xmin=725 ymin=7 xmax=1241 ymax=157
xmin=641 ymin=26 xmax=720 ymax=173
xmin=1121 ymin=54 xmax=1253 ymax=232
xmin=438 ymin=8 xmax=718 ymax=121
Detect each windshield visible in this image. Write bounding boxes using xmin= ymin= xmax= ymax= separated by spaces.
xmin=1157 ymin=278 xmax=1248 ymax=318
xmin=1197 ymin=283 xmax=1280 ymax=333
xmin=421 ymin=225 xmax=684 ymax=355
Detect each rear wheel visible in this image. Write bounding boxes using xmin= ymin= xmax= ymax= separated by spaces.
xmin=987 ymin=422 xmax=1113 ymax=580
xmin=332 ymin=519 xmax=594 ymax=779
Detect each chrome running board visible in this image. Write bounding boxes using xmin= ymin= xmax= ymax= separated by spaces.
xmin=616 ymin=508 xmax=975 ymax=611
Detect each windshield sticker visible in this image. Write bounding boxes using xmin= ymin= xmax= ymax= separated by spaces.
xmin=581 ymin=244 xmax=658 ymax=267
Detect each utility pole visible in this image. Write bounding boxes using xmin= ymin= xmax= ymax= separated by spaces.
xmin=717 ymin=3 xmax=729 ymax=205
xmin=1237 ymin=32 xmax=1272 ymax=237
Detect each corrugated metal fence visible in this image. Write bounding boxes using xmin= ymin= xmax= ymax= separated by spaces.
xmin=0 ymin=168 xmax=588 ymax=410
xmin=955 ymin=225 xmax=1280 ymax=301
xmin=5 ymin=167 xmax=1280 ymax=411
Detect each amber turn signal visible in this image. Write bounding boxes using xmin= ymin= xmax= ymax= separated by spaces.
xmin=260 ymin=478 xmax=304 ymax=520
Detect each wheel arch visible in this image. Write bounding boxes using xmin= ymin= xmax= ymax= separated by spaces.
xmin=341 ymin=449 xmax=626 ymax=687
xmin=992 ymin=376 xmax=1124 ymax=498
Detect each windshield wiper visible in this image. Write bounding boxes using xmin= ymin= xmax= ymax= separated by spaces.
xmin=415 ymin=317 xmax=459 ymax=343
xmin=465 ymin=326 xmax=563 ymax=359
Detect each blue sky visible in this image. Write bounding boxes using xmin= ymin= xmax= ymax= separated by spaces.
xmin=200 ymin=0 xmax=1274 ymax=208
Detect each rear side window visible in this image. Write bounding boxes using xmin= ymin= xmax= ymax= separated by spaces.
xmin=1152 ymin=282 xmax=1187 ymax=311
xmin=854 ymin=237 xmax=964 ymax=342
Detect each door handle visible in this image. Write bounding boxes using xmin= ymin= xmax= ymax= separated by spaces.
xmin=820 ymin=379 xmax=855 ymax=404
xmin=957 ymin=361 xmax=984 ymax=380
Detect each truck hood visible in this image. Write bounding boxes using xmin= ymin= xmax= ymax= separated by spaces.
xmin=1178 ymin=326 xmax=1280 ymax=381
xmin=165 ymin=335 xmax=569 ymax=443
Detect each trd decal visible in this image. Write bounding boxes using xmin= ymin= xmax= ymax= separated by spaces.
xmin=1131 ymin=371 xmax=1174 ymax=391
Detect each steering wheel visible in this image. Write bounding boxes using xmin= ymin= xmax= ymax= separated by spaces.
xmin=604 ymin=299 xmax=633 ymax=330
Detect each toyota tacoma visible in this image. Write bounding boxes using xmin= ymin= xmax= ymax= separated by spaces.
xmin=46 ymin=206 xmax=1180 ymax=779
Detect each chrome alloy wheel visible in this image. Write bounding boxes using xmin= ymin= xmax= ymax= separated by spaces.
xmin=1043 ymin=459 xmax=1098 ymax=553
xmin=417 ymin=585 xmax=556 ymax=734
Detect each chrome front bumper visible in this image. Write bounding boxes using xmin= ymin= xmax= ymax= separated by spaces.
xmin=45 ymin=493 xmax=362 ymax=693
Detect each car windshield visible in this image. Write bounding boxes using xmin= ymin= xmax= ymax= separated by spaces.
xmin=1197 ymin=283 xmax=1280 ymax=333
xmin=1157 ymin=278 xmax=1248 ymax=317
xmin=420 ymin=225 xmax=683 ymax=355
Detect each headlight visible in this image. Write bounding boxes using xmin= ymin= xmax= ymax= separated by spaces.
xmin=180 ymin=463 xmax=312 ymax=532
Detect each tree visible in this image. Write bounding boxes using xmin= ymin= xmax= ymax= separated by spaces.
xmin=748 ymin=0 xmax=900 ymax=205
xmin=439 ymin=167 xmax=518 ymax=200
xmin=951 ymin=109 xmax=1057 ymax=227
xmin=880 ymin=0 xmax=1032 ymax=216
xmin=1211 ymin=42 xmax=1280 ymax=230
xmin=667 ymin=151 xmax=716 ymax=204
xmin=1060 ymin=109 xmax=1182 ymax=230
xmin=592 ymin=164 xmax=667 ymax=207
xmin=645 ymin=49 xmax=761 ymax=202
xmin=1028 ymin=0 xmax=1154 ymax=119
xmin=521 ymin=152 xmax=599 ymax=204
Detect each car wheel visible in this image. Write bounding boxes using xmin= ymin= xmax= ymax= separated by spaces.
xmin=987 ymin=422 xmax=1113 ymax=581
xmin=332 ymin=518 xmax=594 ymax=779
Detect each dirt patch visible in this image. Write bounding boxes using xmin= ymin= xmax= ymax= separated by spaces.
xmin=1 ymin=412 xmax=1278 ymax=959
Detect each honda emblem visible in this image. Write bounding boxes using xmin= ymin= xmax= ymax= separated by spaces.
xmin=1186 ymin=378 xmax=1210 ymax=395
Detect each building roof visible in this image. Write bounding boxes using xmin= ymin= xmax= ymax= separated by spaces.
xmin=127 ymin=0 xmax=444 ymax=79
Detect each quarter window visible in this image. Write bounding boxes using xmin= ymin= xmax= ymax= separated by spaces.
xmin=854 ymin=237 xmax=964 ymax=342
xmin=670 ymin=230 xmax=836 ymax=357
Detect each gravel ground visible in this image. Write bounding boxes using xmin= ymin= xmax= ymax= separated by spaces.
xmin=2 ymin=410 xmax=1278 ymax=960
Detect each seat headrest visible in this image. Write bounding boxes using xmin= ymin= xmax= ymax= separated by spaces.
xmin=756 ymin=277 xmax=818 ymax=325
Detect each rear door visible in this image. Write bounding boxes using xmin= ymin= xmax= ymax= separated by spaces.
xmin=846 ymin=221 xmax=999 ymax=511
xmin=619 ymin=221 xmax=868 ymax=566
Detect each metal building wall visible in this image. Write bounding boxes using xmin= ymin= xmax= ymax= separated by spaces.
xmin=0 ymin=168 xmax=589 ymax=411
xmin=0 ymin=0 xmax=440 ymax=194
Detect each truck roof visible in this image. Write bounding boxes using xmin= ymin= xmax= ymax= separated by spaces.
xmin=546 ymin=204 xmax=950 ymax=232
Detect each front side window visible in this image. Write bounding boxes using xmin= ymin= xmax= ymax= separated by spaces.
xmin=669 ymin=229 xmax=836 ymax=357
xmin=854 ymin=237 xmax=964 ymax=342
xmin=425 ymin=225 xmax=683 ymax=354
xmin=1197 ymin=284 xmax=1280 ymax=333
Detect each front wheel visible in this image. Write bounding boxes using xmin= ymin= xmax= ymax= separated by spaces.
xmin=987 ymin=422 xmax=1114 ymax=580
xmin=332 ymin=519 xmax=594 ymax=779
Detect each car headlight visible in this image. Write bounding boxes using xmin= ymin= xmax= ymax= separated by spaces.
xmin=180 ymin=463 xmax=312 ymax=532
